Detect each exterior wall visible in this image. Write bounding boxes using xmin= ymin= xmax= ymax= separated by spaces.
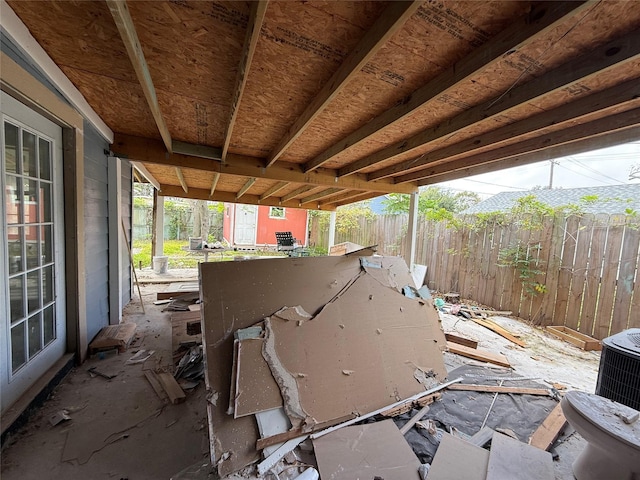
xmin=222 ymin=203 xmax=233 ymax=244
xmin=256 ymin=206 xmax=308 ymax=246
xmin=83 ymin=121 xmax=111 ymax=342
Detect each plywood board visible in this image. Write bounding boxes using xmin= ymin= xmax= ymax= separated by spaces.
xmin=312 ymin=419 xmax=421 ymax=480
xmin=234 ymin=338 xmax=283 ymax=418
xmin=528 ymin=402 xmax=567 ymax=451
xmin=199 ymin=256 xmax=373 ymax=475
xmin=487 ymin=432 xmax=553 ymax=480
xmin=266 ymin=272 xmax=447 ymax=427
xmin=157 ymin=282 xmax=199 ymax=300
xmin=428 ymin=433 xmax=489 ymax=480
xmin=88 ymin=323 xmax=137 ymax=353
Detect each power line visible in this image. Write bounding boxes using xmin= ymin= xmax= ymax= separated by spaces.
xmin=554 ymin=163 xmax=619 ymax=186
xmin=565 ymin=157 xmax=626 ymax=184
xmin=448 ymin=178 xmax=528 ymax=190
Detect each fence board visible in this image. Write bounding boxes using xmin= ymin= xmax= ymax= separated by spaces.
xmin=611 ymin=223 xmax=640 ymax=334
xmin=594 ymin=215 xmax=625 ymax=339
xmin=538 ymin=216 xmax=565 ymax=325
xmin=579 ymin=215 xmax=608 ymax=337
xmin=553 ymin=216 xmax=580 ymax=328
xmin=564 ymin=215 xmax=594 ymax=330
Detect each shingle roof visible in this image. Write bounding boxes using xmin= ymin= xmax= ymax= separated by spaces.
xmin=463 ymin=184 xmax=640 ymax=215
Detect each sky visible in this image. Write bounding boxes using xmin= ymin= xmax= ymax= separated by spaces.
xmin=436 ymin=141 xmax=640 ymax=199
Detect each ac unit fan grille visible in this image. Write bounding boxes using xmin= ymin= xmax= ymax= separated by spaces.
xmin=596 ymin=344 xmax=640 ymax=411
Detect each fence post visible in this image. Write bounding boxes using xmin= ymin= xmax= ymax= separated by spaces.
xmin=405 ymin=192 xmax=419 ymax=269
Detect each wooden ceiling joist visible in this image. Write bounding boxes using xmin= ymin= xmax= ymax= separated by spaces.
xmin=106 ymin=0 xmax=172 ymax=153
xmin=396 ymin=107 xmax=640 ymax=184
xmin=322 ymin=191 xmax=383 ymax=209
xmin=160 ymin=184 xmax=337 ymax=211
xmin=419 ymin=126 xmax=640 ymax=186
xmin=175 ymin=167 xmax=188 ymax=193
xmin=260 ymin=181 xmax=289 ymax=201
xmin=303 ymin=1 xmax=591 ymax=173
xmin=370 ymin=78 xmax=640 ymax=181
xmin=173 ymin=141 xmax=222 ymax=161
xmin=130 ymin=160 xmax=160 ymax=190
xmin=355 ymin=27 xmax=640 ymax=179
xmin=280 ymin=185 xmax=316 ymax=203
xmin=209 ymin=172 xmax=220 ymax=197
xmin=299 ymin=188 xmax=344 ymax=205
xmin=265 ymin=0 xmax=422 ymax=167
xmin=222 ymin=1 xmax=268 ymax=161
xmin=112 ymin=134 xmax=417 ymax=195
xmin=318 ymin=190 xmax=368 ymax=208
xmin=236 ymin=177 xmax=257 ymax=199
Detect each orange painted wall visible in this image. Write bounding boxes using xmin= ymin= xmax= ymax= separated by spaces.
xmin=256 ymin=206 xmax=308 ymax=246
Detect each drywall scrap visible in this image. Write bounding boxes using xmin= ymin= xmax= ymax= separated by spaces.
xmin=199 ymin=255 xmax=448 ymax=476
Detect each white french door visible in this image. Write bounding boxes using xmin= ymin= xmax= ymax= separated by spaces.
xmin=1 ymin=91 xmax=66 ymax=413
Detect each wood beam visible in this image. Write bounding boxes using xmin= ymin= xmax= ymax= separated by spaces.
xmin=280 ymin=185 xmax=316 ymax=202
xmin=106 ymin=0 xmax=172 ymax=152
xmin=174 ymin=140 xmax=221 ymax=160
xmin=369 ymin=78 xmax=640 ymax=181
xmin=112 ymin=134 xmax=417 ymax=194
xmin=397 ymin=107 xmax=640 ymax=183
xmin=340 ymin=27 xmax=640 ymax=177
xmin=175 ymin=167 xmax=188 ymax=193
xmin=318 ymin=190 xmax=368 ymax=208
xmin=299 ymin=188 xmax=344 ymax=205
xmin=236 ymin=177 xmax=257 ymax=199
xmin=260 ymin=181 xmax=289 ymax=201
xmin=209 ymin=172 xmax=220 ymax=196
xmin=303 ymin=1 xmax=591 ymax=173
xmin=324 ymin=192 xmax=383 ymax=209
xmin=222 ymin=1 xmax=268 ymax=161
xmin=419 ymin=126 xmax=640 ymax=186
xmin=266 ymin=1 xmax=421 ymax=167
xmin=160 ymin=184 xmax=336 ymax=211
xmin=130 ymin=160 xmax=161 ymax=190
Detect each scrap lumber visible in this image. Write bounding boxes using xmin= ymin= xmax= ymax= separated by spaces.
xmin=528 ymin=402 xmax=567 ymax=451
xmin=399 ymin=404 xmax=430 ymax=434
xmin=445 ymin=332 xmax=478 ymax=349
xmin=157 ymin=372 xmax=186 ymax=404
xmin=471 ymin=317 xmax=526 ymax=347
xmin=447 ymin=384 xmax=551 ymax=396
xmin=256 ymin=427 xmax=304 ymax=451
xmin=144 ymin=370 xmax=169 ymax=403
xmin=546 ymin=326 xmax=602 ymax=351
xmin=157 ymin=282 xmax=199 ymax=300
xmin=381 ymin=392 xmax=441 ymax=417
xmin=487 ymin=432 xmax=553 ymax=480
xmin=447 ymin=342 xmax=511 ymax=368
xmin=427 ymin=433 xmax=489 ymax=480
xmin=89 ymin=323 xmax=137 ymax=354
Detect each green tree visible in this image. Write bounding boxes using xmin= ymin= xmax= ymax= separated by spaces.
xmin=382 ymin=187 xmax=480 ymax=220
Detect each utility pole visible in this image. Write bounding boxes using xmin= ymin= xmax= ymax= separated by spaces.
xmin=548 ymin=160 xmax=555 ymax=189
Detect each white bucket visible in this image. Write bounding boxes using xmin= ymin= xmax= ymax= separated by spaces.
xmin=152 ymin=255 xmax=168 ymax=274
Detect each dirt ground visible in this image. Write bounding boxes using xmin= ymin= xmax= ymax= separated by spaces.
xmin=1 ymin=268 xmax=600 ymax=480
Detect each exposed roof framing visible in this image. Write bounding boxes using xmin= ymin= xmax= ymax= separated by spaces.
xmin=130 ymin=161 xmax=160 ymax=190
xmin=8 ymin=0 xmax=640 ymax=213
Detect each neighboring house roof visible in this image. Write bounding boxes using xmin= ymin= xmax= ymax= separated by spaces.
xmin=369 ymin=195 xmax=389 ymax=215
xmin=463 ymin=184 xmax=640 ymax=215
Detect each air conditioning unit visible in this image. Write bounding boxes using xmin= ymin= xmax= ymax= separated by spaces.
xmin=595 ymin=328 xmax=640 ymax=410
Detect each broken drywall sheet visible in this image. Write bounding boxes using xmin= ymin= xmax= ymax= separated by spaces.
xmin=312 ymin=419 xmax=421 ymax=480
xmin=427 ymin=433 xmax=489 ymax=480
xmin=486 ymin=432 xmax=554 ymax=480
xmin=199 ymin=256 xmax=365 ymax=476
xmin=266 ymin=272 xmax=447 ymax=427
xmin=234 ymin=338 xmax=283 ymax=418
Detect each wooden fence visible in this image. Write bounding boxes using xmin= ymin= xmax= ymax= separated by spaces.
xmin=309 ymin=213 xmax=640 ymax=339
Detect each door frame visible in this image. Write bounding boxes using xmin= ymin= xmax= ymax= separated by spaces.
xmin=1 ymin=52 xmax=89 ymax=363
xmin=233 ymin=204 xmax=258 ymax=246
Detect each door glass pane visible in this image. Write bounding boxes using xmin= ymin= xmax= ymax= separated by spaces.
xmin=28 ymin=313 xmax=42 ymax=358
xmin=41 ymin=225 xmax=52 ymax=264
xmin=25 ymin=226 xmax=39 ymax=269
xmin=27 ymin=270 xmax=40 ymax=313
xmin=11 ymin=323 xmax=26 ymax=372
xmin=43 ymin=305 xmax=55 ymax=346
xmin=40 ymin=182 xmax=51 ymax=222
xmin=42 ymin=265 xmax=53 ymax=305
xmin=8 ymin=226 xmax=23 ymax=274
xmin=39 ymin=138 xmax=51 ymax=181
xmin=4 ymin=122 xmax=19 ymax=173
xmin=24 ymin=179 xmax=38 ymax=222
xmin=10 ymin=276 xmax=24 ymax=323
xmin=5 ymin=174 xmax=22 ymax=224
xmin=22 ymin=130 xmax=37 ymax=178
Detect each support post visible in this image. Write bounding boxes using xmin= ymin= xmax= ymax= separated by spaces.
xmin=328 ymin=210 xmax=337 ymax=252
xmin=406 ymin=191 xmax=419 ymax=270
xmin=155 ymin=193 xmax=165 ymax=256
xmin=151 ymin=188 xmax=158 ymax=258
